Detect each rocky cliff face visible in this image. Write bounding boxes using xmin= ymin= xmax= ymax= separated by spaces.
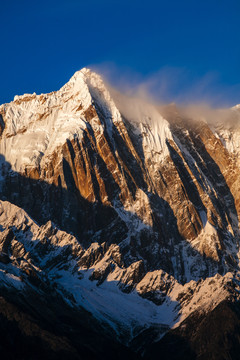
xmin=1 ymin=68 xmax=240 ymax=359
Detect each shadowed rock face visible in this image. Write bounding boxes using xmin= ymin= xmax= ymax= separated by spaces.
xmin=1 ymin=68 xmax=240 ymax=358
xmin=144 ymin=299 xmax=240 ymax=360
xmin=0 ymin=291 xmax=139 ymax=360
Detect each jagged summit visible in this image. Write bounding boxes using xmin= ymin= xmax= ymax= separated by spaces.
xmin=11 ymin=67 xmax=94 ymax=101
xmin=59 ymin=67 xmax=97 ymax=94
xmin=0 ymin=68 xmax=107 ymax=172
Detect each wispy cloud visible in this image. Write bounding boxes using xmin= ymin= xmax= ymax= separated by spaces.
xmin=86 ymin=62 xmax=240 ymax=128
xmin=89 ymin=62 xmax=240 ymax=108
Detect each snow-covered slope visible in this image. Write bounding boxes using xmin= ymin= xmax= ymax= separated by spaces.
xmin=0 ymin=69 xmax=92 ymax=171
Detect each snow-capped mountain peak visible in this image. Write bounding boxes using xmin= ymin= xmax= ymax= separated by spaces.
xmin=1 ymin=68 xmax=240 ymax=359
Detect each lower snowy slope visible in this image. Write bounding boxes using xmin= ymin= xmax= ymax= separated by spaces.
xmin=0 ymin=199 xmax=239 ymax=355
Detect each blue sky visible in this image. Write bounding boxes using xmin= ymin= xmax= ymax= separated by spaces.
xmin=1 ymin=0 xmax=240 ymax=106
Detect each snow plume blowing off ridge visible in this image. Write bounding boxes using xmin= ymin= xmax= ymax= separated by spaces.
xmin=109 ymin=86 xmax=240 ymax=129
xmin=90 ymin=64 xmax=240 ymax=127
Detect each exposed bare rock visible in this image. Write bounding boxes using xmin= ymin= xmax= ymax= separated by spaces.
xmin=0 ymin=228 xmax=14 ymax=253
xmin=119 ymin=260 xmax=145 ymax=292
